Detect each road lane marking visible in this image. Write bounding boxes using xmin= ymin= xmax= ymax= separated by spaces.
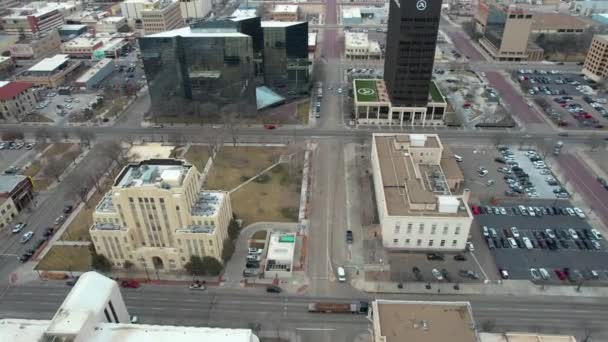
xmin=296 ymin=328 xmax=336 ymax=331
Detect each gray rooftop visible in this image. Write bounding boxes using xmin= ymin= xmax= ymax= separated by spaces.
xmin=0 ymin=175 xmax=27 ymax=193
xmin=191 ymin=191 xmax=223 ymax=217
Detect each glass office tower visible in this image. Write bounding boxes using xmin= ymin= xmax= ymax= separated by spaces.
xmin=140 ymin=27 xmax=257 ymax=119
xmin=261 ymin=21 xmax=310 ymax=96
xmin=383 ymin=0 xmax=442 ymax=107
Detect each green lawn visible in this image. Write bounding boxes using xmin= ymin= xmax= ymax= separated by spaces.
xmin=297 ymin=100 xmax=310 ymax=124
xmin=354 ymin=79 xmax=379 ymax=102
xmin=429 ymin=81 xmax=445 ymax=103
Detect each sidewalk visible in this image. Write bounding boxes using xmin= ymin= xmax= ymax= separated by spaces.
xmin=352 ymin=277 xmax=608 ymax=298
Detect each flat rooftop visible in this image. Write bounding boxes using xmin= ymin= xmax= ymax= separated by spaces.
xmin=191 ymin=191 xmax=223 ymax=217
xmin=145 ymin=26 xmax=248 ymax=38
xmin=0 ymin=175 xmax=27 ymax=193
xmin=28 ymin=54 xmax=70 ymax=72
xmin=76 ymin=59 xmax=113 ymax=84
xmin=261 ymin=21 xmax=305 ymax=28
xmin=115 ymin=159 xmax=191 ymax=189
xmin=532 ymin=12 xmax=590 ymax=30
xmin=266 ymin=232 xmax=296 ymax=263
xmin=374 ymin=300 xmax=477 ymax=342
xmin=345 ymin=31 xmax=369 ymax=48
xmin=374 ymin=134 xmax=468 ymax=217
xmin=353 ymin=79 xmax=390 ymax=103
xmin=0 ymin=320 xmax=259 ymax=342
xmin=274 ymin=5 xmax=297 ymax=13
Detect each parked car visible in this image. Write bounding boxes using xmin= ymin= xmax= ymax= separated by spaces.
xmin=539 ymin=268 xmax=550 ymax=280
xmin=530 ymin=268 xmax=541 ymax=280
xmin=21 ymin=231 xmax=34 ymax=244
xmin=12 ymin=222 xmax=27 ymax=234
xmin=427 ymin=253 xmax=444 ymax=261
xmin=346 ymin=229 xmax=353 ymax=243
xmin=189 ymin=280 xmax=206 ymax=290
xmin=266 ymin=285 xmax=282 ymax=293
xmin=499 ymin=268 xmax=510 ymax=279
xmin=431 ymin=268 xmax=444 ymax=281
xmin=121 ymin=280 xmax=140 ymax=288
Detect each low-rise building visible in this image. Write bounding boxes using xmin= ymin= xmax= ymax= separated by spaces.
xmin=0 ymin=175 xmax=34 ymax=211
xmin=9 ymin=29 xmax=61 ymax=61
xmin=141 ymin=0 xmax=184 ymax=34
xmin=369 ymin=300 xmax=577 ymax=342
xmin=345 ymin=32 xmax=382 ymax=60
xmin=179 ymin=0 xmax=212 ymax=21
xmin=264 ymin=232 xmax=296 ymax=278
xmin=1 ymin=1 xmax=80 ymax=37
xmin=272 ymin=5 xmax=298 ymax=22
xmin=96 ymin=16 xmax=128 ymax=33
xmin=343 ymin=7 xmax=362 ymax=25
xmin=0 ymin=197 xmax=18 ymax=231
xmin=18 ymin=54 xmax=82 ymax=87
xmin=308 ymin=32 xmax=317 ymax=52
xmin=353 ymin=79 xmax=447 ymax=127
xmin=571 ymin=0 xmax=608 ymax=17
xmin=582 ymin=34 xmax=608 ymax=82
xmin=90 ymin=159 xmax=232 ymax=270
xmin=371 ymin=133 xmax=472 ymax=251
xmin=231 ymin=8 xmax=257 ymax=18
xmin=58 ymin=24 xmax=88 ymax=41
xmin=531 ymin=12 xmax=592 ymax=34
xmin=0 ymin=271 xmax=261 ymax=341
xmin=60 ymin=36 xmax=105 ymax=58
xmin=75 ymin=58 xmax=115 ymax=90
xmin=0 ymin=81 xmax=37 ymax=121
xmin=369 ymin=300 xmax=478 ymax=342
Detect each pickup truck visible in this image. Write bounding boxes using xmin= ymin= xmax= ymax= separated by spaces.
xmin=308 ymin=301 xmax=369 ymax=314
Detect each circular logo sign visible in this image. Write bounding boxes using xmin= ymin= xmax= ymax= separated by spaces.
xmin=416 ymin=0 xmax=427 ymax=11
xmin=358 ymin=88 xmax=375 ymax=96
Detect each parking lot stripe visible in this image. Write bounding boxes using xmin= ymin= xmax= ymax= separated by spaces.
xmin=470 ymin=252 xmax=489 ymax=281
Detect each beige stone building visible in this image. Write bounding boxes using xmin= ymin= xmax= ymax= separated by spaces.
xmin=9 ymin=29 xmax=61 ymax=61
xmin=582 ymin=34 xmax=608 ymax=82
xmin=90 ymin=159 xmax=232 ymax=271
xmin=0 ymin=197 xmax=18 ymax=231
xmin=141 ymin=0 xmax=184 ymax=34
xmin=344 ymin=32 xmax=382 ymax=60
xmin=475 ymin=1 xmax=535 ymax=61
xmin=371 ymin=134 xmax=473 ymax=251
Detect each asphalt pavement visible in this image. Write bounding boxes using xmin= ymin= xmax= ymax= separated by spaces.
xmin=2 ymin=281 xmax=608 ymax=341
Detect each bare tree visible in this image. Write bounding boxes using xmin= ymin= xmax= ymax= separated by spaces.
xmin=67 ymin=172 xmax=94 ymax=205
xmin=99 ymin=141 xmax=127 ymax=169
xmin=256 ymin=3 xmax=271 ymax=19
xmin=45 ymin=156 xmax=65 ymax=182
xmin=221 ymin=105 xmax=240 ymax=148
xmin=1 ymin=130 xmax=24 ymax=141
xmin=206 ymin=127 xmax=224 ymax=163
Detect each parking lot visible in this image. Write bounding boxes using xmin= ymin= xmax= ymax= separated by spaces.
xmin=453 ymin=145 xmax=568 ymax=202
xmin=515 ymin=69 xmax=608 ymax=129
xmin=474 ymin=201 xmax=608 ymax=284
xmin=389 ymin=251 xmax=486 ymax=284
xmin=34 ymin=92 xmax=99 ymax=124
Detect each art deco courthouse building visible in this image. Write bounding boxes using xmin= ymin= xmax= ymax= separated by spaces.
xmin=90 ymin=159 xmax=232 ymax=271
xmin=384 ymin=0 xmax=442 ymax=107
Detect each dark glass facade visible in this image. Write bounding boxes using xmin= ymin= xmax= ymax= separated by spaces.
xmin=484 ymin=5 xmax=507 ymax=49
xmin=140 ymin=30 xmax=257 ymax=119
xmin=262 ymin=22 xmax=310 ymax=95
xmin=384 ymin=0 xmax=442 ymax=107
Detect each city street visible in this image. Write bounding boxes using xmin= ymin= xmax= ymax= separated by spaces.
xmin=1 ymin=281 xmax=608 ymax=341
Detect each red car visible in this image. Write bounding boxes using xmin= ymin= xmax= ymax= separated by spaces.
xmin=121 ymin=280 xmax=140 ymax=288
xmin=554 ymin=269 xmax=566 ymax=281
xmin=263 ymin=124 xmax=276 ymax=130
xmin=470 ymin=205 xmax=480 ymax=215
xmin=462 ymin=103 xmax=471 ymax=109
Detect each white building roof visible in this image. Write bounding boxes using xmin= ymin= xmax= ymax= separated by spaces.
xmin=4 ymin=1 xmax=71 ymax=19
xmin=146 ymin=26 xmax=248 ymax=37
xmin=266 ymin=232 xmax=296 ymax=263
xmin=345 ymin=32 xmax=369 ymax=47
xmin=231 ymin=8 xmax=256 ymax=18
xmin=62 ymin=37 xmax=104 ymax=49
xmin=76 ymin=58 xmax=113 ymax=84
xmin=261 ymin=20 xmax=305 ymax=28
xmin=342 ymin=7 xmax=361 ymax=19
xmin=274 ymin=4 xmax=298 ymax=13
xmin=100 ymin=16 xmax=126 ymax=23
xmin=28 ymin=54 xmax=70 ymax=72
xmin=0 ymin=320 xmax=260 ymax=342
xmin=308 ymin=32 xmax=317 ymax=46
xmin=45 ymin=272 xmax=116 ymax=336
xmin=0 ymin=81 xmax=9 ymax=87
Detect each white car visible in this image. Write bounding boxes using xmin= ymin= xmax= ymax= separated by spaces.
xmin=522 ymin=237 xmax=533 ymax=249
xmin=530 ymin=268 xmax=541 ymax=280
xmin=248 ymin=247 xmax=262 ymax=254
xmin=508 ymin=237 xmax=518 ymax=248
xmin=568 ymin=228 xmax=579 ymax=240
xmin=591 ymin=229 xmax=603 ymax=240
xmin=545 ymin=229 xmax=556 ymax=239
xmin=12 ymin=222 xmax=27 ymax=234
xmin=482 ymin=226 xmax=489 ymax=237
xmin=566 ymin=208 xmax=575 ymax=216
xmin=510 ymin=227 xmax=520 ymax=238
xmin=246 ymin=254 xmax=261 ymax=261
xmin=21 ymin=231 xmax=34 ymax=243
xmin=573 ymin=207 xmax=586 ymax=219
xmin=431 ymin=268 xmax=443 ymax=281
xmin=539 ymin=268 xmax=550 ymax=280
xmin=499 ymin=207 xmax=507 ymax=215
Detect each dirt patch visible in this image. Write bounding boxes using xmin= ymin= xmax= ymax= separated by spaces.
xmin=183 ymin=145 xmax=210 ymax=172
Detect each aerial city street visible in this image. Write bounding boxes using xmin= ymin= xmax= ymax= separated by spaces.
xmin=0 ymin=0 xmax=608 ymax=341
